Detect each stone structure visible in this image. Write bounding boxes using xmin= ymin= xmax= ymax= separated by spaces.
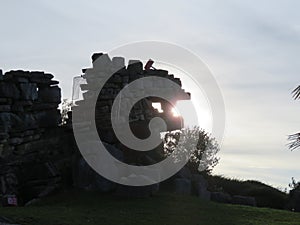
xmin=72 ymin=53 xmax=190 ymax=164
xmin=71 ymin=53 xmax=190 ymax=195
xmin=0 ymin=70 xmax=73 ymax=205
xmin=232 ymin=195 xmax=257 ymax=207
xmin=0 ymin=53 xmax=192 ymax=203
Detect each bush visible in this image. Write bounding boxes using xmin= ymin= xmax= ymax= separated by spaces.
xmin=163 ymin=127 xmax=220 ymax=174
xmin=206 ymin=175 xmax=288 ymax=209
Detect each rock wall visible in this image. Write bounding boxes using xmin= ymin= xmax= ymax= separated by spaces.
xmin=71 ymin=53 xmax=191 ymax=195
xmin=0 ymin=53 xmax=192 ymax=202
xmin=0 ymin=70 xmax=73 ymax=205
xmin=72 ymin=53 xmax=190 ymax=165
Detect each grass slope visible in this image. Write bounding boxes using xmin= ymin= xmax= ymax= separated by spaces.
xmin=0 ymin=190 xmax=299 ymax=225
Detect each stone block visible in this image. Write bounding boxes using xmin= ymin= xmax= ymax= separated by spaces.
xmin=0 ymin=105 xmax=11 ymax=112
xmin=0 ymin=82 xmax=20 ymax=99
xmin=112 ymin=56 xmax=125 ymax=69
xmin=19 ymin=83 xmax=38 ymax=101
xmin=38 ymin=86 xmax=61 ymax=103
xmin=175 ymin=166 xmax=192 ymax=179
xmin=211 ymin=192 xmax=232 ymax=204
xmin=92 ymin=53 xmax=112 ymax=71
xmin=232 ymin=195 xmax=256 ymax=206
xmin=174 ymin=178 xmax=191 ymax=195
xmin=127 ymin=60 xmax=143 ymax=75
xmin=34 ymin=109 xmax=61 ymax=128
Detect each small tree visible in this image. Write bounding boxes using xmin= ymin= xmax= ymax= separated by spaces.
xmin=163 ymin=126 xmax=220 ymax=174
xmin=288 ymin=85 xmax=300 ymax=150
xmin=61 ymin=99 xmax=73 ymax=125
xmin=289 ymin=177 xmax=300 ymax=191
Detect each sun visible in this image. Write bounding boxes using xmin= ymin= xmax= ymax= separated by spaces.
xmin=171 ymin=107 xmax=181 ymax=117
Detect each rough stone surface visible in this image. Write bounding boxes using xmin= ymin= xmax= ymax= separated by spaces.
xmin=175 ymin=166 xmax=192 ymax=180
xmin=191 ymin=174 xmax=210 ymax=200
xmin=0 ymin=53 xmax=191 ymax=204
xmin=232 ymin=195 xmax=256 ymax=206
xmin=174 ymin=178 xmax=191 ymax=195
xmin=211 ymin=192 xmax=232 ymax=204
xmin=0 ymin=70 xmax=69 ymax=206
xmin=72 ymin=142 xmax=124 ymax=192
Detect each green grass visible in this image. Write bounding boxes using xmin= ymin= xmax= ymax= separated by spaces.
xmin=0 ymin=190 xmax=299 ymax=225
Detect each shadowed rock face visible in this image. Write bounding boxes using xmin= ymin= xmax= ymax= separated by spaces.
xmin=70 ymin=53 xmax=190 ymax=196
xmin=0 ymin=53 xmax=191 ymax=202
xmin=232 ymin=195 xmax=257 ymax=207
xmin=72 ymin=53 xmax=190 ymax=166
xmin=0 ymin=70 xmax=74 ymax=205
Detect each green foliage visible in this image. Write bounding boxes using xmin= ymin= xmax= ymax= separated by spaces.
xmin=206 ymin=175 xmax=289 ymax=209
xmin=60 ymin=99 xmax=73 ymax=125
xmin=288 ymin=85 xmax=300 ymax=150
xmin=163 ymin=127 xmax=220 ymax=174
xmin=289 ymin=177 xmax=300 ymax=191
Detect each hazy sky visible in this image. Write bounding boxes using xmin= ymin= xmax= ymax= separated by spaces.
xmin=1 ymin=0 xmax=300 ymax=188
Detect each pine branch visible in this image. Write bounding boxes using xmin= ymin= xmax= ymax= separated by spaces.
xmin=292 ymin=85 xmax=300 ymax=100
xmin=288 ymin=132 xmax=300 ymax=150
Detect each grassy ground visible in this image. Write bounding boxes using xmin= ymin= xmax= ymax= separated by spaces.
xmin=0 ymin=190 xmax=299 ymax=225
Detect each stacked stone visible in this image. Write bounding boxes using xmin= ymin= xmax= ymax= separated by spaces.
xmin=74 ymin=53 xmax=190 ymax=144
xmin=0 ymin=69 xmax=65 ymax=205
xmin=71 ymin=53 xmax=191 ymax=196
xmin=0 ymin=70 xmax=61 ymax=158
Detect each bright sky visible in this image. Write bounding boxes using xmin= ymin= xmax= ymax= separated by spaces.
xmin=1 ymin=0 xmax=300 ymax=189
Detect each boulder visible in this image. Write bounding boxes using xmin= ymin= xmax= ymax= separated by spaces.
xmin=0 ymin=113 xmax=23 ymax=132
xmin=112 ymin=57 xmax=125 ymax=70
xmin=0 ymin=82 xmax=20 ymax=99
xmin=191 ymin=174 xmax=208 ymax=187
xmin=73 ymin=156 xmax=116 ymax=192
xmin=19 ymin=83 xmax=38 ymax=101
xmin=175 ymin=166 xmax=192 ymax=180
xmin=34 ymin=109 xmax=61 ymax=128
xmin=115 ymin=174 xmax=159 ymax=198
xmin=92 ymin=53 xmax=112 ymax=72
xmin=38 ymin=86 xmax=61 ymax=103
xmin=19 ymin=114 xmax=38 ymax=130
xmin=191 ymin=175 xmax=210 ymax=200
xmin=0 ymin=105 xmax=11 ymax=112
xmin=211 ymin=192 xmax=232 ymax=204
xmin=72 ymin=142 xmax=124 ymax=192
xmin=127 ymin=60 xmax=143 ymax=75
xmin=174 ymin=178 xmax=191 ymax=195
xmin=29 ymin=71 xmax=54 ymax=84
xmin=232 ymin=195 xmax=256 ymax=206
xmin=196 ymin=186 xmax=211 ymax=200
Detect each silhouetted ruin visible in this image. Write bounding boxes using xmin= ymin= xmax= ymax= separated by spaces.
xmin=71 ymin=54 xmax=191 ymax=196
xmin=0 ymin=53 xmax=191 ymax=204
xmin=0 ymin=70 xmax=73 ymax=205
xmin=72 ymin=53 xmax=190 ymax=165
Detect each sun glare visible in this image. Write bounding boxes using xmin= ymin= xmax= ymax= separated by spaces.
xmin=171 ymin=107 xmax=180 ymax=117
